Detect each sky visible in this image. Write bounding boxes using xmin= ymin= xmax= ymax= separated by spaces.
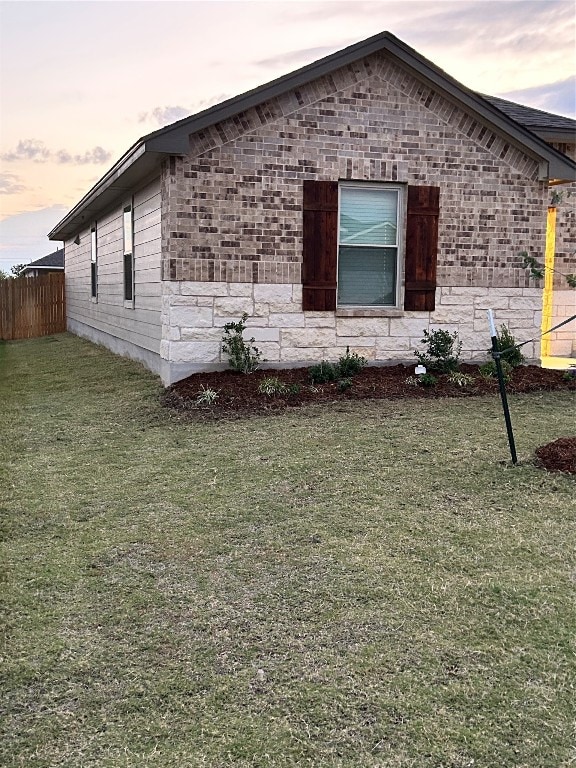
xmin=0 ymin=0 xmax=574 ymax=272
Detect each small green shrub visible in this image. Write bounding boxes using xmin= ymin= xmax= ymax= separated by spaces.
xmin=479 ymin=359 xmax=513 ymax=383
xmin=447 ymin=371 xmax=475 ymax=388
xmin=337 ymin=377 xmax=353 ymax=392
xmin=195 ymin=386 xmax=220 ymax=405
xmin=488 ymin=324 xmax=524 ymax=368
xmin=336 ymin=347 xmax=367 ymax=377
xmin=309 ymin=361 xmax=338 ymax=384
xmin=419 ymin=373 xmax=438 ymax=387
xmin=563 ymin=367 xmax=576 ymax=381
xmin=221 ymin=313 xmax=262 ymax=374
xmin=258 ymin=376 xmax=287 ymax=396
xmin=414 ymin=329 xmax=462 ymax=373
xmin=286 ymin=383 xmax=301 ymax=395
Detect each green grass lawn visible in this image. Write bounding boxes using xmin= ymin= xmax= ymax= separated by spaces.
xmin=1 ymin=334 xmax=574 ymax=768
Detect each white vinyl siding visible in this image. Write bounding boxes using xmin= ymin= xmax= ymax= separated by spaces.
xmin=337 ymin=184 xmax=401 ymax=307
xmin=65 ymin=177 xmax=162 ymax=355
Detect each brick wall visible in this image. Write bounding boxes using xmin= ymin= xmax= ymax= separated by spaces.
xmin=158 ymin=51 xmax=552 ymax=376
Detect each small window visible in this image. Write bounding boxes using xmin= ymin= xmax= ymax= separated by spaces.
xmin=337 ymin=184 xmax=401 ymax=307
xmin=90 ymin=225 xmax=97 ymax=299
xmin=123 ymin=204 xmax=134 ymax=303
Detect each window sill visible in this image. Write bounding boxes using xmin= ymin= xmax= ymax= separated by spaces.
xmin=336 ymin=307 xmax=404 ymax=318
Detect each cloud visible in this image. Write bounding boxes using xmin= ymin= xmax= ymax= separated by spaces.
xmin=0 ymin=173 xmax=27 ymax=195
xmin=500 ymin=76 xmax=576 ymax=119
xmin=55 ymin=146 xmax=112 ymax=165
xmin=1 ymin=140 xmax=112 ymax=165
xmin=139 ymin=95 xmax=233 ymax=127
xmin=1 ymin=139 xmax=51 ymax=163
xmin=139 ymin=105 xmax=191 ymax=126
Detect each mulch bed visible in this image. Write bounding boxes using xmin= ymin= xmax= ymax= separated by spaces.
xmin=163 ymin=363 xmax=576 ymax=473
xmin=535 ymin=437 xmax=576 ymax=474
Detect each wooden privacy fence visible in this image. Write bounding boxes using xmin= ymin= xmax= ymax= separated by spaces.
xmin=0 ymin=273 xmax=66 ymax=341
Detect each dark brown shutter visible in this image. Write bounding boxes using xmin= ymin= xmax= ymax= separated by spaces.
xmin=302 ymin=180 xmax=338 ymax=311
xmin=404 ymin=185 xmax=440 ymax=311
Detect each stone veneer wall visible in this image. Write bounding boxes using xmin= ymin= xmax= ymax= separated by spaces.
xmin=158 ymin=51 xmax=550 ymax=379
xmin=159 ymin=281 xmax=541 ymax=383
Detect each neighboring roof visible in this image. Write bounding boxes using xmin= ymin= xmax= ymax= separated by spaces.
xmin=49 ymin=31 xmax=576 ymax=241
xmin=20 ymin=249 xmax=64 ymax=274
xmin=481 ymin=94 xmax=576 ymax=143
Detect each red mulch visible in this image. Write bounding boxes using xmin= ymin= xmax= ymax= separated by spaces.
xmin=535 ymin=437 xmax=576 ymax=474
xmin=163 ymin=362 xmax=576 ymax=473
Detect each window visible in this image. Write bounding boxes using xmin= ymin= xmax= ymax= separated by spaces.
xmin=338 ymin=183 xmax=400 ymax=306
xmin=123 ymin=204 xmax=134 ymax=303
xmin=90 ymin=225 xmax=97 ymax=299
xmin=302 ymin=181 xmax=439 ymax=313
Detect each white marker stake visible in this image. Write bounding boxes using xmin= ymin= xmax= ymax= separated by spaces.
xmin=487 ymin=308 xmax=497 ymax=339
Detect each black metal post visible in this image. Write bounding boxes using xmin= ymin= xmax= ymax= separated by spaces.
xmin=490 ymin=335 xmax=518 ymax=465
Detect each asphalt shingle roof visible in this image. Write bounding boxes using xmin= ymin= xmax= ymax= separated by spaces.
xmin=480 ymin=94 xmax=576 ymax=133
xmin=26 ymin=250 xmax=64 ymax=269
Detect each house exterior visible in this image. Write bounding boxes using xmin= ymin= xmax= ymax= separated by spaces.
xmin=19 ymin=249 xmax=64 ymax=277
xmin=48 ymin=32 xmax=576 ymax=385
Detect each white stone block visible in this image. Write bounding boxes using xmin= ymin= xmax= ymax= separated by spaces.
xmin=180 ymin=327 xmax=223 ymax=341
xmin=336 ymin=336 xmax=376 ymax=347
xmin=162 ymin=283 xmax=181 ymax=296
xmin=256 ymin=342 xmax=280 ymax=362
xmin=168 ymin=341 xmax=220 ymax=363
xmin=430 ymin=308 xmax=473 ymax=324
xmin=473 ymin=296 xmax=510 ymax=310
xmin=254 ymin=284 xmax=294 ymax=303
xmin=197 ymin=296 xmax=214 ymax=307
xmin=389 ymin=318 xmax=430 ymax=337
xmin=163 ymin=326 xmax=181 ymax=341
xmin=375 ymin=336 xmax=413 ymax=353
xmin=336 ymin=318 xmax=390 ymax=337
xmin=281 ymin=347 xmax=326 ymax=363
xmin=253 ymin=303 xmax=271 ymax=318
xmin=249 ymin=327 xmax=280 ymax=342
xmin=170 ymin=296 xmax=199 ymax=306
xmin=305 ymin=315 xmax=336 ymax=328
xmin=508 ymin=297 xmax=541 ymax=310
xmin=437 ymin=294 xmax=478 ymax=306
xmin=229 ymin=283 xmax=254 ymax=297
xmin=181 ymin=281 xmax=229 ymax=297
xmin=268 ymin=312 xmax=305 ymax=328
xmin=282 ymin=328 xmax=337 ymax=348
xmin=159 ymin=340 xmax=170 ymax=360
xmin=213 ymin=296 xmax=255 ymax=317
xmin=170 ymin=306 xmax=213 ymax=328
xmin=268 ymin=301 xmax=301 ymax=313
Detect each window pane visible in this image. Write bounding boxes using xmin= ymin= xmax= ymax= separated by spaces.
xmin=124 ymin=253 xmax=133 ymax=301
xmin=91 ymin=262 xmax=97 ymax=298
xmin=338 ymin=246 xmax=396 ymax=306
xmin=340 ymin=187 xmax=398 ymax=246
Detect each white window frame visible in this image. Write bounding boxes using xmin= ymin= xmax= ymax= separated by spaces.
xmin=123 ymin=202 xmax=135 ymax=307
xmin=337 ymin=182 xmax=404 ymax=309
xmin=90 ymin=224 xmax=98 ymax=302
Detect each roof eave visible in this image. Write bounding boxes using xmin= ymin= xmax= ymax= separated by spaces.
xmin=48 ymin=142 xmax=165 ymax=241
